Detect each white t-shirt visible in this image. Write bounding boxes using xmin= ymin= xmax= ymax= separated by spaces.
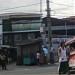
xmin=59 ymin=47 xmax=67 ymax=62
xmin=58 ymin=47 xmax=67 ymax=71
xmin=37 ymin=53 xmax=40 ymax=59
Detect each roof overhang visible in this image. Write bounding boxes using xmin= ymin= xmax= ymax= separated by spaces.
xmin=0 ymin=13 xmax=41 ymax=19
xmin=0 ymin=45 xmax=17 ymax=49
xmin=16 ymin=39 xmax=42 ymax=46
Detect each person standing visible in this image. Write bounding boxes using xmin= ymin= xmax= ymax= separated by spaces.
xmin=0 ymin=52 xmax=7 ymax=70
xmin=42 ymin=46 xmax=48 ymax=64
xmin=36 ymin=51 xmax=40 ymax=65
xmin=50 ymin=46 xmax=54 ymax=64
xmin=58 ymin=42 xmax=70 ymax=75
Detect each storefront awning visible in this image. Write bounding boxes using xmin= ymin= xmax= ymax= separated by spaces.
xmin=0 ymin=45 xmax=17 ymax=49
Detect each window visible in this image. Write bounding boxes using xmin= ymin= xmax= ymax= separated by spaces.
xmin=12 ymin=19 xmax=42 ymax=31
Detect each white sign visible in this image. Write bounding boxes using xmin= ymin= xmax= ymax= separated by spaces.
xmin=40 ymin=26 xmax=44 ymax=33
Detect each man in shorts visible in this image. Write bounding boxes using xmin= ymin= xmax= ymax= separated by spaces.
xmin=58 ymin=42 xmax=70 ymax=75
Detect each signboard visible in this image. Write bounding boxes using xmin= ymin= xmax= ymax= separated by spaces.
xmin=40 ymin=26 xmax=45 ymax=33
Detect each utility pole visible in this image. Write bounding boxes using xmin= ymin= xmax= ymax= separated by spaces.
xmin=46 ymin=0 xmax=52 ymax=62
xmin=40 ymin=0 xmax=46 ymax=47
xmin=40 ymin=0 xmax=42 ymax=24
xmin=65 ymin=22 xmax=67 ymax=37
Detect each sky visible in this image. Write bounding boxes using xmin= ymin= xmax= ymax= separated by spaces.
xmin=0 ymin=0 xmax=74 ymax=36
xmin=51 ymin=0 xmax=74 ymax=18
xmin=0 ymin=0 xmax=74 ymax=18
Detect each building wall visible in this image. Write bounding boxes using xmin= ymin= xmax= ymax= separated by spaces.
xmin=3 ymin=33 xmax=14 ymax=46
xmin=3 ymin=16 xmax=41 ymax=46
xmin=16 ymin=42 xmax=42 ymax=65
xmin=43 ymin=17 xmax=75 ymax=36
xmin=3 ymin=19 xmax=12 ymax=32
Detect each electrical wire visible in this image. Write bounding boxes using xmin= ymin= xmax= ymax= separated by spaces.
xmin=0 ymin=2 xmax=46 ymax=11
xmin=0 ymin=1 xmax=74 ymax=19
xmin=52 ymin=6 xmax=73 ymax=11
xmin=0 ymin=1 xmax=73 ymax=13
xmin=50 ymin=1 xmax=74 ymax=7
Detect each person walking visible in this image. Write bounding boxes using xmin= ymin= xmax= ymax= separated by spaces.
xmin=58 ymin=42 xmax=70 ymax=75
xmin=0 ymin=52 xmax=7 ymax=70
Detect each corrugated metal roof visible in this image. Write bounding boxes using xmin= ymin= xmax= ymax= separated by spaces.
xmin=0 ymin=12 xmax=41 ymax=19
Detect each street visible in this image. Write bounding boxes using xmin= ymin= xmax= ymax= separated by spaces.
xmin=0 ymin=63 xmax=75 ymax=75
xmin=0 ymin=63 xmax=58 ymax=75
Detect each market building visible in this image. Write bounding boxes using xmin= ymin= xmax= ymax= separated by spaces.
xmin=1 ymin=13 xmax=75 ymax=64
xmin=0 ymin=13 xmax=43 ymax=65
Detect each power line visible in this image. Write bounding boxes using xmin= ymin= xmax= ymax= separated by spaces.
xmin=0 ymin=9 xmax=46 ymax=13
xmin=51 ymin=15 xmax=74 ymax=18
xmin=50 ymin=1 xmax=74 ymax=7
xmin=55 ymin=12 xmax=74 ymax=14
xmin=0 ymin=1 xmax=73 ymax=19
xmin=0 ymin=2 xmax=46 ymax=11
xmin=53 ymin=14 xmax=74 ymax=17
xmin=52 ymin=7 xmax=73 ymax=11
xmin=13 ymin=8 xmax=73 ymax=17
xmin=7 ymin=8 xmax=73 ymax=14
xmin=51 ymin=11 xmax=74 ymax=17
xmin=0 ymin=1 xmax=73 ymax=15
xmin=48 ymin=1 xmax=74 ymax=18
xmin=57 ymin=14 xmax=74 ymax=16
xmin=3 ymin=8 xmax=73 ymax=15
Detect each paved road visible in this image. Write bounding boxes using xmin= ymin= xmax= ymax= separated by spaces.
xmin=0 ymin=63 xmax=58 ymax=75
xmin=0 ymin=63 xmax=75 ymax=75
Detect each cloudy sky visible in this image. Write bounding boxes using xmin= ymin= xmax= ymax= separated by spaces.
xmin=0 ymin=0 xmax=74 ymax=18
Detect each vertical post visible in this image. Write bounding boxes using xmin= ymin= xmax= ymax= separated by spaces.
xmin=40 ymin=0 xmax=46 ymax=47
xmin=65 ymin=22 xmax=67 ymax=37
xmin=40 ymin=0 xmax=42 ymax=24
xmin=46 ymin=0 xmax=52 ymax=61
